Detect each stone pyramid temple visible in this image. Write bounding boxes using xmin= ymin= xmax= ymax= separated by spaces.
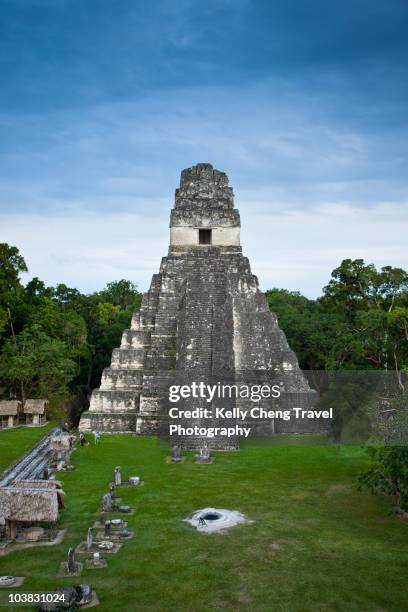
xmin=79 ymin=163 xmax=321 ymax=447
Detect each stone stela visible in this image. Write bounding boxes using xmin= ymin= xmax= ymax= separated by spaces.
xmin=79 ymin=163 xmax=322 ymax=448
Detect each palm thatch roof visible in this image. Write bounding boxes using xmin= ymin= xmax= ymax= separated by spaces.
xmin=9 ymin=480 xmax=65 ymax=508
xmin=12 ymin=479 xmax=63 ymax=490
xmin=0 ymin=400 xmax=22 ymax=416
xmin=24 ymin=399 xmax=49 ymax=414
xmin=0 ymin=486 xmax=60 ymax=522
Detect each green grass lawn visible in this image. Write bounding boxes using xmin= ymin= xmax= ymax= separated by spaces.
xmin=0 ymin=423 xmax=54 ymax=473
xmin=0 ymin=434 xmax=407 ymax=611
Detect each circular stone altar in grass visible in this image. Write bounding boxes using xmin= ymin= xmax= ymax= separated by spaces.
xmin=185 ymin=508 xmax=250 ymax=533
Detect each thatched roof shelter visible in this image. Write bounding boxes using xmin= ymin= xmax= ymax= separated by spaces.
xmin=24 ymin=399 xmax=49 ymax=415
xmin=9 ymin=480 xmax=65 ymax=509
xmin=0 ymin=400 xmax=22 ymax=416
xmin=12 ymin=479 xmax=63 ymax=490
xmin=0 ymin=485 xmax=61 ymax=523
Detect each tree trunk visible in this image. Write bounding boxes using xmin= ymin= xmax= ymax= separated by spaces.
xmin=86 ymin=354 xmax=95 ymax=398
xmin=7 ymin=306 xmax=26 ymax=404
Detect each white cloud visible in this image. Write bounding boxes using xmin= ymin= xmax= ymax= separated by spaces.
xmin=2 ymin=79 xmax=406 ymax=216
xmin=1 ymin=201 xmax=407 ymax=298
xmin=1 ymin=79 xmax=407 ymax=297
xmin=242 ymin=201 xmax=408 ymax=295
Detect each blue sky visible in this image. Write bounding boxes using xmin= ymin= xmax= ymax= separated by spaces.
xmin=1 ymin=0 xmax=407 ymax=296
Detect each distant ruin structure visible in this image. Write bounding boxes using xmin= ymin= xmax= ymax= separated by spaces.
xmin=0 ymin=401 xmax=22 ymax=429
xmin=0 ymin=480 xmax=64 ymax=540
xmin=79 ymin=163 xmax=322 ymax=447
xmin=24 ymin=399 xmax=48 ymax=426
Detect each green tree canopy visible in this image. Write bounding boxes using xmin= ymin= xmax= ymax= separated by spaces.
xmin=0 ymin=325 xmax=77 ymax=404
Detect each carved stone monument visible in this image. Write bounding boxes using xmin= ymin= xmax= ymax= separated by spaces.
xmin=102 ymin=493 xmax=112 ymax=513
xmin=67 ymin=547 xmax=76 ymax=574
xmin=171 ymin=446 xmax=182 ymax=463
xmin=104 ymin=521 xmax=111 ymax=537
xmin=196 ymin=444 xmax=211 ymax=464
xmin=114 ymin=466 xmax=122 ymax=486
xmin=87 ymin=527 xmax=93 ymax=551
xmin=88 ymin=551 xmax=107 ymax=569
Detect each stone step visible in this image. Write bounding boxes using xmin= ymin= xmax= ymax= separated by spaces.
xmin=100 ymin=367 xmax=143 ymax=390
xmin=138 ymin=395 xmax=162 ymax=415
xmin=80 ymin=410 xmax=136 ymax=433
xmin=130 ymin=312 xmax=140 ymax=330
xmin=144 ymin=352 xmax=176 ymax=370
xmin=111 ymin=347 xmax=145 ymax=369
xmin=89 ymin=389 xmax=140 ymax=412
xmin=120 ymin=329 xmax=151 ymax=349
